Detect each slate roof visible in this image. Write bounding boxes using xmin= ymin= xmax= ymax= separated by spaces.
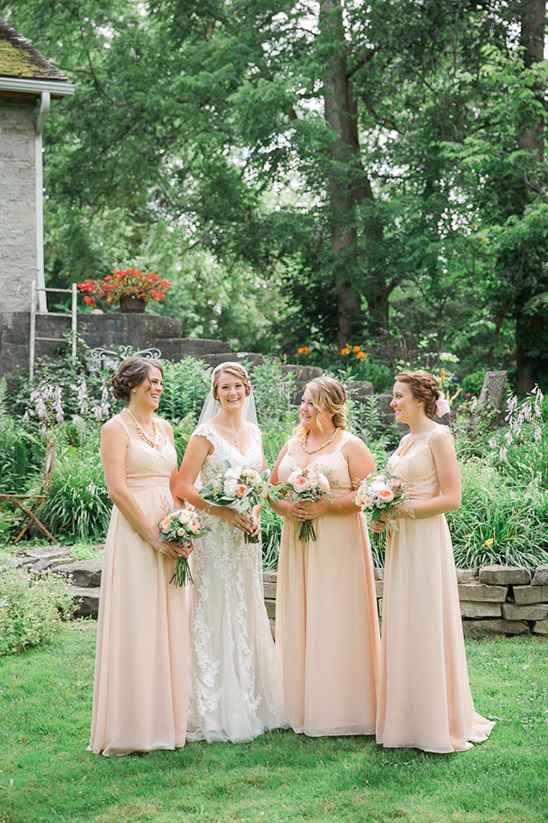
xmin=0 ymin=17 xmax=68 ymax=81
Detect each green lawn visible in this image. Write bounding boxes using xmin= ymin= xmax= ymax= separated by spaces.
xmin=0 ymin=625 xmax=546 ymax=823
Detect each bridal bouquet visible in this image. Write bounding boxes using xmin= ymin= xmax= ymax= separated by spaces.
xmin=353 ymin=471 xmax=409 ymax=537
xmin=279 ymin=467 xmax=331 ymax=543
xmin=159 ymin=507 xmax=208 ymax=586
xmin=199 ymin=461 xmax=270 ymax=543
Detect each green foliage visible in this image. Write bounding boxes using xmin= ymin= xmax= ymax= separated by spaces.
xmin=252 ymin=359 xmax=297 ymax=467
xmin=0 ymin=562 xmax=76 ymax=656
xmin=38 ymin=442 xmax=112 ymax=542
xmin=0 ymin=380 xmax=42 ymax=493
xmin=158 ymin=358 xmax=210 ymax=426
xmin=260 ymin=505 xmax=283 ymax=571
xmin=448 ymin=461 xmax=548 ymax=570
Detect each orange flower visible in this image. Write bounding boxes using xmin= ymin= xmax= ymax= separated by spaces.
xmin=357 ymin=351 xmax=366 ymax=360
xmin=352 ymin=345 xmax=362 ymax=353
xmin=341 ymin=347 xmax=350 ymax=356
xmin=297 ymin=346 xmax=311 ymax=355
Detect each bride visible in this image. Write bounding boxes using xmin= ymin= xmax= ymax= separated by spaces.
xmin=175 ymin=362 xmax=287 ymax=742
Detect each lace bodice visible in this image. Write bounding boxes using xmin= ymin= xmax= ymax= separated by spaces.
xmin=193 ymin=422 xmax=264 ymax=484
xmin=277 ymin=431 xmax=354 ymax=492
xmin=387 ymin=428 xmax=446 ymax=501
xmin=115 ymin=414 xmax=177 ymax=478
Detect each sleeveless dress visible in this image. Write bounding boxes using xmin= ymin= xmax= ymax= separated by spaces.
xmin=276 ymin=431 xmax=380 ymax=736
xmin=88 ymin=414 xmax=188 ymax=756
xmin=376 ymin=429 xmax=495 ymax=752
xmin=187 ymin=422 xmax=287 ymax=742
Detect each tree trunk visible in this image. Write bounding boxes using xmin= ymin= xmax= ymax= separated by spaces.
xmin=319 ymin=0 xmax=387 ymax=347
xmin=515 ymin=0 xmax=546 ymax=393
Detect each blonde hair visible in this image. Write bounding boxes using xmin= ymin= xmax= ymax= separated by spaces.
xmin=395 ymin=369 xmax=440 ymax=419
xmin=212 ymin=363 xmax=251 ymax=399
xmin=295 ymin=376 xmax=348 ymax=440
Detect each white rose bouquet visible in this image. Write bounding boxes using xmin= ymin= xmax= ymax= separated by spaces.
xmin=159 ymin=507 xmax=209 ymax=586
xmin=279 ymin=467 xmax=331 ymax=543
xmin=199 ymin=460 xmax=270 ymax=543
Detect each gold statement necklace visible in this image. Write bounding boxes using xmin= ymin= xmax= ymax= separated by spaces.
xmin=302 ymin=428 xmax=338 ymax=455
xmin=127 ymin=408 xmax=160 ymax=449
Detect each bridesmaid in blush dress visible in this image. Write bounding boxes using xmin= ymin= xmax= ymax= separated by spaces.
xmin=270 ymin=376 xmax=380 ymax=736
xmin=372 ymin=369 xmax=495 ymax=753
xmin=89 ymin=357 xmax=190 ymax=756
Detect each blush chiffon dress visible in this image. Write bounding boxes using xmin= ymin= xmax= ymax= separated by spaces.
xmin=376 ymin=429 xmax=495 ymax=753
xmin=275 ymin=431 xmax=380 ymax=736
xmin=88 ymin=415 xmax=189 ymax=756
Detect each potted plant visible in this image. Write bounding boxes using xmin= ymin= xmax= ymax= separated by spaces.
xmin=77 ymin=268 xmax=172 ymax=313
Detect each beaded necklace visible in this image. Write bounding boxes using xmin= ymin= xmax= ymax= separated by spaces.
xmin=127 ymin=408 xmax=160 ymax=449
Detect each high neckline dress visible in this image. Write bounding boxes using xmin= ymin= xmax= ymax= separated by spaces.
xmin=376 ymin=429 xmax=495 ymax=752
xmin=88 ymin=414 xmax=188 ymax=756
xmin=276 ymin=431 xmax=380 ymax=736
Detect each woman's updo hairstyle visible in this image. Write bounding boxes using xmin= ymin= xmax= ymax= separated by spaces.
xmin=212 ymin=363 xmax=251 ymax=399
xmin=111 ymin=357 xmax=164 ymax=402
xmin=296 ymin=375 xmax=348 ymax=440
xmin=395 ymin=369 xmax=440 ymax=419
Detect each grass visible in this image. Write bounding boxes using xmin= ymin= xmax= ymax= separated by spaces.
xmin=0 ymin=626 xmax=546 ymax=823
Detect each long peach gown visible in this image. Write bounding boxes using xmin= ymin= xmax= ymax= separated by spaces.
xmin=376 ymin=429 xmax=495 ymax=753
xmin=89 ymin=415 xmax=188 ymax=756
xmin=276 ymin=432 xmax=380 ymax=736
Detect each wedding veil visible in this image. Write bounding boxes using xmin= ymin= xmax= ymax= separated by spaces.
xmin=197 ymin=362 xmax=258 ymax=427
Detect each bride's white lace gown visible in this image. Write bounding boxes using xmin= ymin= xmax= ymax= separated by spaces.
xmin=187 ymin=422 xmax=287 ymax=742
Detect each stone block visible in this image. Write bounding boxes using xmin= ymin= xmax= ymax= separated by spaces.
xmin=263 ymin=571 xmax=277 ymax=584
xmin=459 ymin=601 xmax=502 ymax=618
xmin=269 ymin=618 xmax=276 ymax=639
xmin=374 ymin=568 xmax=384 ymax=581
xmin=69 ymin=585 xmax=100 ymax=618
xmin=456 ymin=569 xmax=477 ymax=583
xmin=478 ymin=565 xmax=531 ymax=585
xmin=458 ymin=581 xmax=508 ymax=602
xmin=462 ymin=619 xmax=529 ymax=638
xmin=200 ymin=352 xmax=262 ymax=369
xmin=54 ymin=559 xmax=103 ymax=588
xmin=16 ymin=546 xmax=72 ymax=564
xmin=375 ymin=581 xmax=384 ymax=598
xmin=263 ymin=581 xmax=277 ymax=600
xmin=513 ymin=585 xmax=548 ymax=605
xmin=29 ymin=557 xmax=75 ymax=573
xmin=378 ymin=598 xmax=383 ymax=617
xmin=348 ymin=381 xmax=374 ymax=402
xmin=531 ymin=618 xmax=548 ymax=636
xmin=502 ymin=602 xmax=548 ymax=621
xmin=264 ymin=599 xmax=276 ymax=620
xmin=532 ymin=566 xmax=548 ymax=586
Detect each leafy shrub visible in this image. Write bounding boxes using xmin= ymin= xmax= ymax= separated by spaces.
xmin=447 ymin=462 xmax=548 ymax=570
xmin=38 ymin=443 xmax=112 ymax=541
xmin=0 ymin=380 xmax=43 ymax=493
xmin=261 ymin=505 xmax=283 ymax=571
xmin=159 ymin=358 xmax=210 ymax=424
xmin=0 ymin=561 xmax=76 ymax=656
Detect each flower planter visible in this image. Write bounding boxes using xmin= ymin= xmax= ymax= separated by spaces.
xmin=119 ymin=297 xmax=146 ymax=314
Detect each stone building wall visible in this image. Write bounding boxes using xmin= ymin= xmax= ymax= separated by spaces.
xmin=0 ymin=98 xmax=37 ymax=312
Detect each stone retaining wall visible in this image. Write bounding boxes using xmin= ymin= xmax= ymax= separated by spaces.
xmin=14 ymin=548 xmax=548 ymax=639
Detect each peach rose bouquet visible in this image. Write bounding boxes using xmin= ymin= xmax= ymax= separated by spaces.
xmin=199 ymin=461 xmax=270 ymax=543
xmin=280 ymin=467 xmax=331 ymax=543
xmin=159 ymin=507 xmax=209 ymax=586
xmin=353 ymin=471 xmax=408 ymax=539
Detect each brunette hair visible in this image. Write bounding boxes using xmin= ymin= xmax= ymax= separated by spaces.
xmin=395 ymin=369 xmax=440 ymax=419
xmin=295 ymin=375 xmax=348 ymax=439
xmin=212 ymin=363 xmax=251 ymax=399
xmin=111 ymin=357 xmax=164 ymax=402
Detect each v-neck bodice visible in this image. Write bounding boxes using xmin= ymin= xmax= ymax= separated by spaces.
xmin=192 ymin=422 xmax=263 ymax=484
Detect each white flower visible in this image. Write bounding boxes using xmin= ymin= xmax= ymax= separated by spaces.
xmin=224 ymin=476 xmax=238 ymax=497
xmin=225 ymin=465 xmax=242 ymax=479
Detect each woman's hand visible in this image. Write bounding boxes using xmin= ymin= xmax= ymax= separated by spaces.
xmin=149 ymin=531 xmax=195 ymax=559
xmin=301 ymin=499 xmax=329 ymax=519
xmin=249 ymin=506 xmax=262 ymax=539
xmin=221 ymin=506 xmax=254 ymax=534
xmin=368 ymin=519 xmax=387 ymax=534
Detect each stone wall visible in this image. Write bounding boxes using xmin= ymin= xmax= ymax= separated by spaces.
xmin=0 ymin=98 xmax=37 ymax=312
xmin=15 ymin=548 xmax=548 ymax=639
